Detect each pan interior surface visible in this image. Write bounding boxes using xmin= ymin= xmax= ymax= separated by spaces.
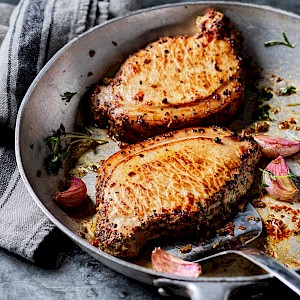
xmin=16 ymin=2 xmax=300 ymax=285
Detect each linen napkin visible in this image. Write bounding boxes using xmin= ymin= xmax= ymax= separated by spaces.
xmin=0 ymin=0 xmax=112 ymax=262
xmin=0 ymin=3 xmax=14 ymax=43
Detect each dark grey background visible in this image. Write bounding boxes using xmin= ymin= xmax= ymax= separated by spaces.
xmin=1 ymin=0 xmax=300 ymax=14
xmin=0 ymin=1 xmax=300 ymax=300
xmin=0 ymin=0 xmax=18 ymax=4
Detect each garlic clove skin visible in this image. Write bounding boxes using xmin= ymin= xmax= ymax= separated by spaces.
xmin=53 ymin=177 xmax=87 ymax=208
xmin=263 ymin=156 xmax=299 ymax=202
xmin=253 ymin=134 xmax=300 ymax=159
xmin=151 ymin=247 xmax=202 ymax=277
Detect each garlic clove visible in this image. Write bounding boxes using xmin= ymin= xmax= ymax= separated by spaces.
xmin=263 ymin=156 xmax=299 ymax=202
xmin=151 ymin=247 xmax=202 ymax=277
xmin=53 ymin=177 xmax=87 ymax=208
xmin=253 ymin=134 xmax=300 ymax=158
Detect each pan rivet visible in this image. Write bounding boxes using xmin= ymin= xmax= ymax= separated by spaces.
xmin=158 ymin=287 xmax=170 ymax=296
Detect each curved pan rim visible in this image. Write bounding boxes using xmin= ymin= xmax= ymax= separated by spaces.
xmin=15 ymin=1 xmax=300 ymax=285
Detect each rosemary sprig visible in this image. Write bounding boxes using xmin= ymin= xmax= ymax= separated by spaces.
xmin=44 ymin=123 xmax=108 ymax=175
xmin=264 ymin=32 xmax=296 ymax=48
xmin=61 ymin=92 xmax=77 ymax=102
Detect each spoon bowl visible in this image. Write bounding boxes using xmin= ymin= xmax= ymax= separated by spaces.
xmin=161 ymin=201 xmax=300 ymax=296
xmin=162 ymin=202 xmax=263 ymax=261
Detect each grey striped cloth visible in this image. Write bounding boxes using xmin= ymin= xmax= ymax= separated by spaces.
xmin=0 ymin=0 xmax=111 ymax=261
xmin=0 ymin=0 xmax=171 ymax=262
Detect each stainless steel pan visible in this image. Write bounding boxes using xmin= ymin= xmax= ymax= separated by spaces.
xmin=15 ymin=2 xmax=300 ymax=299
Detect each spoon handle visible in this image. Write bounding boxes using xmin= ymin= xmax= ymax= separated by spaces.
xmin=237 ymin=247 xmax=300 ymax=296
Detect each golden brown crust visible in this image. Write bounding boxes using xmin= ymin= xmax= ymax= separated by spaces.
xmin=93 ymin=126 xmax=261 ymax=257
xmin=90 ymin=9 xmax=244 ymax=143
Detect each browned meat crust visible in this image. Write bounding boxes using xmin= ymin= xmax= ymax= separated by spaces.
xmin=93 ymin=126 xmax=261 ymax=257
xmin=89 ymin=9 xmax=244 ymax=143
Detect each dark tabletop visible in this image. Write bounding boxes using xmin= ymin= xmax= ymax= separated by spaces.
xmin=1 ymin=0 xmax=300 ymax=299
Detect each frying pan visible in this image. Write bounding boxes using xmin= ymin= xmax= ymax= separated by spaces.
xmin=15 ymin=2 xmax=300 ymax=299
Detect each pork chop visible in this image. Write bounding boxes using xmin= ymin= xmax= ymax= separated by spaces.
xmin=92 ymin=127 xmax=261 ymax=257
xmin=89 ymin=9 xmax=244 ymax=143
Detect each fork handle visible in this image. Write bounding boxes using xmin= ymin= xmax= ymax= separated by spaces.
xmin=237 ymin=247 xmax=300 ymax=296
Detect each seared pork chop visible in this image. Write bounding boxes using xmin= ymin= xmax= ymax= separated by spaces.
xmin=93 ymin=127 xmax=261 ymax=257
xmin=90 ymin=9 xmax=244 ymax=143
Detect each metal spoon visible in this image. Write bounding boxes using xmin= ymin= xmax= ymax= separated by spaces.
xmin=164 ymin=202 xmax=300 ymax=296
xmin=195 ymin=247 xmax=300 ymax=296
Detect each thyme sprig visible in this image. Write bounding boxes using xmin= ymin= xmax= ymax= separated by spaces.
xmin=264 ymin=32 xmax=296 ymax=48
xmin=260 ymin=168 xmax=300 ymax=189
xmin=44 ymin=123 xmax=108 ymax=175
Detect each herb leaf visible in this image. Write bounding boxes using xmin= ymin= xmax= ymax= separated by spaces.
xmin=288 ymin=173 xmax=300 ymax=186
xmin=278 ymin=85 xmax=297 ymax=96
xmin=260 ymin=88 xmax=273 ymax=101
xmin=252 ymin=104 xmax=271 ymax=121
xmin=251 ymin=87 xmax=273 ymax=121
xmin=260 ymin=168 xmax=300 ymax=189
xmin=44 ymin=124 xmax=108 ymax=175
xmin=264 ymin=32 xmax=295 ymax=48
xmin=61 ymin=92 xmax=77 ymax=102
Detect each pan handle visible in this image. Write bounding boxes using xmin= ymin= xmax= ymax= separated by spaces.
xmin=153 ymin=278 xmax=251 ymax=300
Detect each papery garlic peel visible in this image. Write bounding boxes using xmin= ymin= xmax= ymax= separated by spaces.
xmin=263 ymin=156 xmax=299 ymax=202
xmin=254 ymin=134 xmax=300 ymax=158
xmin=53 ymin=177 xmax=87 ymax=208
xmin=151 ymin=247 xmax=202 ymax=277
